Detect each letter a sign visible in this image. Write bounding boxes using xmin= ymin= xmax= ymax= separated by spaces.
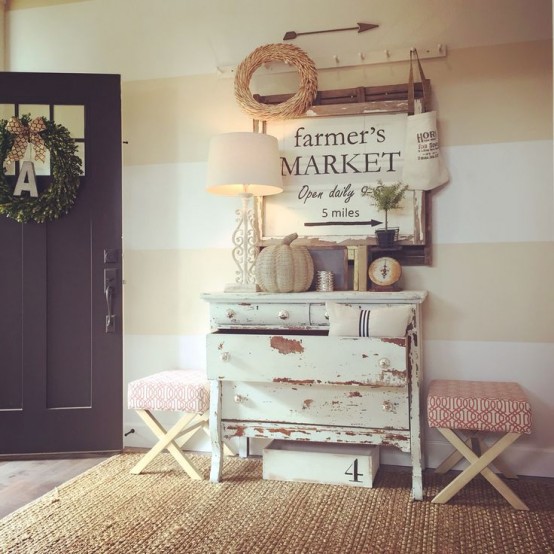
xmin=13 ymin=160 xmax=39 ymax=197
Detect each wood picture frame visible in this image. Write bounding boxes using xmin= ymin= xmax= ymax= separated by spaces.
xmin=255 ymin=83 xmax=432 ymax=266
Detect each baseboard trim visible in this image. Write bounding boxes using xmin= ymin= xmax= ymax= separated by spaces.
xmin=124 ymin=419 xmax=554 ymax=479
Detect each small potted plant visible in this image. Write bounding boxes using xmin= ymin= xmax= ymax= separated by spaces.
xmin=363 ymin=181 xmax=408 ymax=248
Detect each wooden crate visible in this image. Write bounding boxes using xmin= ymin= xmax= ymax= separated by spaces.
xmin=263 ymin=440 xmax=379 ymax=488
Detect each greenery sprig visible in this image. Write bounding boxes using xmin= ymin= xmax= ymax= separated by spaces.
xmin=0 ymin=114 xmax=82 ymax=223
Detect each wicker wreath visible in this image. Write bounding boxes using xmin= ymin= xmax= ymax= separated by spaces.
xmin=234 ymin=43 xmax=318 ymax=121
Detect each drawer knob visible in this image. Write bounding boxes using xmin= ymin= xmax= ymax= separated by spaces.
xmin=278 ymin=310 xmax=290 ymax=320
xmin=226 ymin=309 xmax=236 ymax=319
xmin=382 ymin=400 xmax=396 ymax=413
xmin=220 ymin=352 xmax=231 ymax=362
xmin=379 ymin=358 xmax=391 ymax=369
xmin=234 ymin=394 xmax=246 ymax=403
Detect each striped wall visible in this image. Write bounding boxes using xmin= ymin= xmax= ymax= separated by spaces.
xmin=6 ymin=2 xmax=554 ymax=475
xmin=120 ymin=41 xmax=554 ymax=471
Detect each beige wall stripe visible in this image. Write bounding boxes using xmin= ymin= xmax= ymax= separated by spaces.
xmin=123 ymin=242 xmax=554 ymax=342
xmin=9 ymin=0 xmax=89 ymax=9
xmin=405 ymin=242 xmax=554 ymax=343
xmin=122 ymin=40 xmax=552 ymax=167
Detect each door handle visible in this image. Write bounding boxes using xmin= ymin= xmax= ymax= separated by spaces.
xmin=104 ymin=268 xmax=117 ymax=333
xmin=105 ymin=285 xmax=115 ymax=333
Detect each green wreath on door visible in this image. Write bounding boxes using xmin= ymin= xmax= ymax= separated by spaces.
xmin=0 ymin=114 xmax=82 ymax=223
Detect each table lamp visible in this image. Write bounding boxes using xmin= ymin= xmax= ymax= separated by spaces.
xmin=206 ymin=132 xmax=283 ymax=291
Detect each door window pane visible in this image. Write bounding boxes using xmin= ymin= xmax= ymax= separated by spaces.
xmin=54 ymin=105 xmax=85 ymax=138
xmin=54 ymin=104 xmax=85 ymax=174
xmin=19 ymin=104 xmax=49 ymax=119
xmin=0 ymin=105 xmax=16 ymax=174
xmin=0 ymin=104 xmax=15 ymax=120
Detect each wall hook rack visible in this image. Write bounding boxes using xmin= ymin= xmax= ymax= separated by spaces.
xmin=216 ymin=43 xmax=447 ymax=78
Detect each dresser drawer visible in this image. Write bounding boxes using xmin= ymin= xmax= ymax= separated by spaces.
xmin=207 ymin=333 xmax=408 ymax=387
xmin=222 ymin=381 xmax=409 ymax=429
xmin=210 ymin=302 xmax=310 ymax=328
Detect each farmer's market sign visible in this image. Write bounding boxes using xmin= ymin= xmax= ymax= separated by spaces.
xmin=263 ymin=113 xmax=424 ymax=244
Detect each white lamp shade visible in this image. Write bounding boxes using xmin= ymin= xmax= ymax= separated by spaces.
xmin=206 ymin=132 xmax=283 ymax=197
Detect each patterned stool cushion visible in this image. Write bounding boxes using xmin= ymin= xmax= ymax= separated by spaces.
xmin=427 ymin=380 xmax=532 ymax=434
xmin=128 ymin=370 xmax=209 ymax=413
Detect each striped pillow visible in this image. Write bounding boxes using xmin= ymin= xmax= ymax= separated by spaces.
xmin=358 ymin=308 xmax=371 ymax=337
xmin=326 ymin=302 xmax=412 ymax=337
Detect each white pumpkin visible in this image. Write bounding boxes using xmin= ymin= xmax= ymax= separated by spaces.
xmin=255 ymin=233 xmax=314 ymax=293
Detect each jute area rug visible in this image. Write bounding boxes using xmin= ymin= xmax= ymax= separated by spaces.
xmin=1 ymin=452 xmax=553 ymax=554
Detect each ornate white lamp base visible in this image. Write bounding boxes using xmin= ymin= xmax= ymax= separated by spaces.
xmin=224 ymin=193 xmax=261 ymax=292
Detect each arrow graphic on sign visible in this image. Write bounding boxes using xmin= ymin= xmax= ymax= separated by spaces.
xmin=283 ymin=22 xmax=379 ymax=41
xmin=304 ymin=219 xmax=382 ymax=227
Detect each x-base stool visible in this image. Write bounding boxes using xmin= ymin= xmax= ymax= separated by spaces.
xmin=128 ymin=370 xmax=213 ymax=479
xmin=427 ymin=379 xmax=532 ymax=511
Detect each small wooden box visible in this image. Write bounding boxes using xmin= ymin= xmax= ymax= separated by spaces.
xmin=263 ymin=440 xmax=379 ymax=488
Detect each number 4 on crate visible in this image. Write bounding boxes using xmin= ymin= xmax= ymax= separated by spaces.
xmin=345 ymin=458 xmax=364 ymax=482
xmin=263 ymin=441 xmax=380 ymax=488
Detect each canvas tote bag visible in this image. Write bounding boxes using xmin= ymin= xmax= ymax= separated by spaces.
xmin=402 ymin=49 xmax=449 ymax=190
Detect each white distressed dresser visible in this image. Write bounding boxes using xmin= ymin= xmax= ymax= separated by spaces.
xmin=202 ymin=290 xmax=428 ymax=500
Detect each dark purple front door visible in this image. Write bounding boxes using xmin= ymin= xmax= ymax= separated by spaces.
xmin=0 ymin=72 xmax=122 ymax=454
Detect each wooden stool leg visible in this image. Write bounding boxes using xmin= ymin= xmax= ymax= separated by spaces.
xmin=435 ymin=431 xmax=519 ymax=479
xmin=175 ymin=412 xmax=209 ymax=448
xmin=131 ymin=410 xmax=204 ymax=479
xmin=435 ymin=435 xmax=473 ymax=474
xmin=477 ymin=436 xmax=518 ymax=479
xmin=432 ymin=428 xmax=528 ymax=511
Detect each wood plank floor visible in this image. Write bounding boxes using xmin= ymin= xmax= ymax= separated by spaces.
xmin=0 ymin=455 xmax=111 ymax=519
